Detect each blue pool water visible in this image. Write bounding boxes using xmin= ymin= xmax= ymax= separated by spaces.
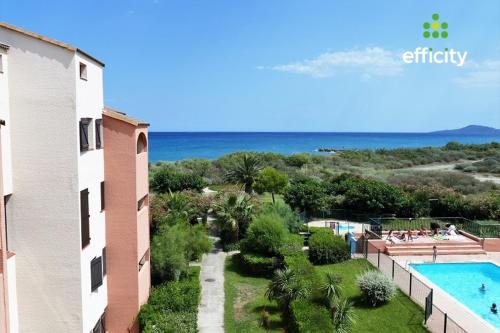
xmin=410 ymin=262 xmax=500 ymax=329
xmin=337 ymin=225 xmax=355 ymax=231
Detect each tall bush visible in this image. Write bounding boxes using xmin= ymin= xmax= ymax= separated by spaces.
xmin=257 ymin=202 xmax=304 ymax=233
xmin=151 ymin=223 xmax=211 ymax=283
xmin=308 ymin=230 xmax=350 ymax=265
xmin=240 ymin=212 xmax=288 ymax=256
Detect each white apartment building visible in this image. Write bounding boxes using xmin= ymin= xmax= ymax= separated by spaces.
xmin=0 ymin=22 xmax=108 ymax=332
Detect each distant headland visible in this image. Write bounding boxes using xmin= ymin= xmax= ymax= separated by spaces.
xmin=429 ymin=125 xmax=500 ymax=135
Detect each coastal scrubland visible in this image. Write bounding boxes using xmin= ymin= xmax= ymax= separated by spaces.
xmin=139 ymin=142 xmax=498 ymax=332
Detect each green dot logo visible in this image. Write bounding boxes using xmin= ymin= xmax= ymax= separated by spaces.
xmin=423 ymin=13 xmax=448 ymax=39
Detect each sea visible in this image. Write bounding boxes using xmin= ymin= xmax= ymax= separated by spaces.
xmin=148 ymin=132 xmax=500 ymax=162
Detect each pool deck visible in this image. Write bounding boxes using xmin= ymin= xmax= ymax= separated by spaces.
xmin=392 ymin=252 xmax=500 ymax=333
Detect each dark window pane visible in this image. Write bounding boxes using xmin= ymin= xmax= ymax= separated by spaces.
xmin=102 ymin=247 xmax=106 ymax=276
xmin=91 ymin=256 xmax=103 ymax=292
xmin=80 ymin=189 xmax=90 ymax=248
xmin=100 ymin=181 xmax=105 ymax=211
xmin=95 ymin=119 xmax=102 ymax=149
xmin=80 ymin=118 xmax=91 ymax=151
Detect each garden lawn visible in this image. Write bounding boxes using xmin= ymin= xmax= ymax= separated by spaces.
xmin=224 ymin=255 xmax=285 ymax=333
xmin=315 ymin=259 xmax=429 ymax=333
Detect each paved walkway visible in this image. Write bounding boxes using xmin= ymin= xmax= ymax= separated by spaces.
xmin=197 ymin=236 xmax=227 ymax=333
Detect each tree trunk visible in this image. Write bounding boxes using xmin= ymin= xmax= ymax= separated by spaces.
xmin=271 ymin=192 xmax=275 ymax=204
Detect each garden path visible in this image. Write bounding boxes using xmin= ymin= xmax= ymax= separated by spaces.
xmin=197 ymin=236 xmax=227 ymax=333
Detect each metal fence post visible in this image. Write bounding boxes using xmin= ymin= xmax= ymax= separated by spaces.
xmin=392 ymin=260 xmax=395 ymax=279
xmin=377 ymin=249 xmax=380 ymax=268
xmin=443 ymin=313 xmax=447 ymax=333
xmin=409 ymin=273 xmax=412 ymax=296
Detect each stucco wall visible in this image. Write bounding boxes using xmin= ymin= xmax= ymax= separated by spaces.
xmin=75 ymin=53 xmax=107 ymax=333
xmin=1 ymin=27 xmax=83 ymax=332
xmin=7 ymin=254 xmax=18 ymax=333
xmin=0 ymin=48 xmax=12 ymax=196
xmin=103 ymin=116 xmax=140 ymax=333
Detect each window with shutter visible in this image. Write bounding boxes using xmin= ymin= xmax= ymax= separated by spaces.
xmin=80 ymin=189 xmax=90 ymax=248
xmin=91 ymin=257 xmax=103 ymax=292
xmin=102 ymin=247 xmax=106 ymax=276
xmin=95 ymin=119 xmax=102 ymax=149
xmin=92 ymin=313 xmax=105 ymax=333
xmin=100 ymin=181 xmax=105 ymax=211
xmin=79 ymin=118 xmax=91 ymax=151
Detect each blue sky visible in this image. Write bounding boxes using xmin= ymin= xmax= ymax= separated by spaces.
xmin=1 ymin=0 xmax=499 ymax=132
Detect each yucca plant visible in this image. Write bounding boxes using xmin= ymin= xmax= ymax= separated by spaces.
xmin=331 ymin=297 xmax=356 ymax=333
xmin=265 ymin=268 xmax=310 ymax=311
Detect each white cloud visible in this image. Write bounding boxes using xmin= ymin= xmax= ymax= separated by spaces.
xmin=454 ymin=59 xmax=500 ymax=87
xmin=260 ymin=47 xmax=403 ymax=80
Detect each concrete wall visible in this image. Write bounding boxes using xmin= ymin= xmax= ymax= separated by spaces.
xmin=0 ymin=47 xmax=12 ymax=196
xmin=1 ymin=26 xmax=83 ymax=332
xmin=6 ymin=254 xmax=18 ymax=333
xmin=75 ymin=53 xmax=107 ymax=333
xmin=103 ymin=115 xmax=150 ymax=332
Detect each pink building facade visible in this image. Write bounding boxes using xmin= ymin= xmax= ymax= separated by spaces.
xmin=103 ymin=108 xmax=151 ymax=333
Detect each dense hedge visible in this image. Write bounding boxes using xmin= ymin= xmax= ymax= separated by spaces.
xmin=139 ymin=267 xmax=200 ymax=333
xmin=151 ymin=167 xmax=206 ymax=193
xmin=240 ymin=212 xmax=288 ymax=256
xmin=283 ymin=252 xmax=321 ymax=293
xmin=238 ymin=253 xmax=277 ymax=277
xmin=289 ymin=300 xmax=334 ymax=333
xmin=308 ymin=230 xmax=350 ymax=265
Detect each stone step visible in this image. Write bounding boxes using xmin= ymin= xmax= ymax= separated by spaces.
xmin=387 ymin=248 xmax=486 ymax=256
xmin=387 ymin=243 xmax=482 ymax=250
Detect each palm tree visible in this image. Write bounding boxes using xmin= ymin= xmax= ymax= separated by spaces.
xmin=265 ymin=268 xmax=310 ymax=311
xmin=164 ymin=190 xmax=198 ymax=223
xmin=225 ymin=154 xmax=262 ymax=193
xmin=331 ymin=298 xmax=356 ymax=333
xmin=320 ymin=272 xmax=343 ymax=303
xmin=213 ymin=193 xmax=253 ymax=241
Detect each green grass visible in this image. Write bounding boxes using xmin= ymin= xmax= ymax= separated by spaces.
xmin=315 ymin=259 xmax=429 ymax=333
xmin=260 ymin=192 xmax=285 ymax=205
xmin=224 ymin=255 xmax=285 ymax=333
xmin=224 ymin=255 xmax=428 ymax=333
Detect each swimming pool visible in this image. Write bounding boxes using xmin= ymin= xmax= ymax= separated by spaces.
xmin=337 ymin=225 xmax=355 ymax=231
xmin=410 ymin=262 xmax=500 ymax=329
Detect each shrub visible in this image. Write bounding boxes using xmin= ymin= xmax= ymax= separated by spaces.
xmin=239 ymin=253 xmax=277 ymax=277
xmin=283 ymin=253 xmax=321 ymax=294
xmin=289 ymin=300 xmax=334 ymax=333
xmin=151 ymin=225 xmax=189 ymax=283
xmin=240 ymin=212 xmax=288 ymax=256
xmin=284 ymin=177 xmax=331 ymax=213
xmin=308 ymin=230 xmax=350 ymax=265
xmin=257 ymin=202 xmax=304 ymax=233
xmin=357 ymin=270 xmax=396 ymax=306
xmin=139 ymin=267 xmax=200 ymax=333
xmin=151 ymin=167 xmax=205 ymax=193
xmin=279 ymin=234 xmax=304 ymax=257
xmin=151 ymin=223 xmax=210 ymax=283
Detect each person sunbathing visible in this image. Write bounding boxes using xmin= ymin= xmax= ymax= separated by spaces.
xmin=418 ymin=227 xmax=428 ymax=236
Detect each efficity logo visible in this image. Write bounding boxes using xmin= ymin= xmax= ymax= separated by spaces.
xmin=402 ymin=13 xmax=467 ymax=67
